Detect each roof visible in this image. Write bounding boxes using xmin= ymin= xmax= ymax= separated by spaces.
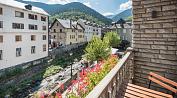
xmin=56 ymin=19 xmax=72 ymax=28
xmin=110 ymin=23 xmax=132 ymax=29
xmin=51 ymin=19 xmax=84 ymax=30
xmin=0 ymin=0 xmax=49 ymax=15
xmin=116 ymin=18 xmax=126 ymax=24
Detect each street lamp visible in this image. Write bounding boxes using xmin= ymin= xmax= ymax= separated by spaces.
xmin=70 ymin=53 xmax=73 ymax=79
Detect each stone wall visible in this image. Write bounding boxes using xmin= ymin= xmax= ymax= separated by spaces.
xmin=132 ymin=0 xmax=177 ymax=93
xmin=50 ymin=42 xmax=86 ymax=57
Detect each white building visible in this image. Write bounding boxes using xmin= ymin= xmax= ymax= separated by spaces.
xmin=0 ymin=1 xmax=49 ymax=69
xmin=78 ymin=19 xmax=101 ymax=42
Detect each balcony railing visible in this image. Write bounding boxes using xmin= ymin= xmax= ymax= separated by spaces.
xmin=86 ymin=47 xmax=134 ymax=98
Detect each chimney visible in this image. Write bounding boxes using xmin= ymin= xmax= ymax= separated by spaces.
xmin=25 ymin=4 xmax=32 ymax=10
xmin=70 ymin=19 xmax=72 ymax=28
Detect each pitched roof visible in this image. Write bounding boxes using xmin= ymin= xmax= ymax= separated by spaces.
xmin=56 ymin=19 xmax=72 ymax=28
xmin=0 ymin=0 xmax=49 ymax=15
xmin=116 ymin=18 xmax=126 ymax=24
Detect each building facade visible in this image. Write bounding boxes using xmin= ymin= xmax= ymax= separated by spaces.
xmin=0 ymin=1 xmax=49 ymax=69
xmin=50 ymin=19 xmax=85 ymax=47
xmin=106 ymin=21 xmax=132 ymax=46
xmin=78 ymin=19 xmax=102 ymax=42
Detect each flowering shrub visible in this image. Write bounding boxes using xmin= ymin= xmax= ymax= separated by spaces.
xmin=65 ymin=55 xmax=118 ymax=98
xmin=33 ymin=55 xmax=118 ymax=98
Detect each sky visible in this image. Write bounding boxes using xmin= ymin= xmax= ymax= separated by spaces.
xmin=24 ymin=0 xmax=132 ymax=16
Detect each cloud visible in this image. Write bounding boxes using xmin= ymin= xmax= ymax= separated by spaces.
xmin=83 ymin=2 xmax=91 ymax=8
xmin=103 ymin=12 xmax=114 ymax=16
xmin=23 ymin=0 xmax=40 ymax=2
xmin=95 ymin=2 xmax=99 ymax=5
xmin=119 ymin=0 xmax=132 ymax=10
xmin=46 ymin=0 xmax=78 ymax=4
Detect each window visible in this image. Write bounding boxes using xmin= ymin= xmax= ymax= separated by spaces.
xmin=41 ymin=16 xmax=46 ymax=21
xmin=43 ymin=44 xmax=46 ymax=52
xmin=53 ymin=35 xmax=56 ymax=39
xmin=0 ymin=35 xmax=3 ymax=43
xmin=28 ymin=14 xmax=37 ymax=20
xmin=0 ymin=50 xmax=2 ymax=60
xmin=12 ymin=23 xmax=24 ymax=29
xmin=56 ymin=23 xmax=59 ymax=26
xmin=70 ymin=35 xmax=75 ymax=39
xmin=31 ymin=46 xmax=35 ymax=54
xmin=0 ymin=7 xmax=2 ymax=15
xmin=78 ymin=30 xmax=82 ymax=32
xmin=15 ymin=35 xmax=22 ymax=42
xmin=78 ymin=35 xmax=83 ymax=38
xmin=54 ymin=29 xmax=56 ymax=32
xmin=60 ymin=29 xmax=62 ymax=32
xmin=43 ymin=35 xmax=46 ymax=40
xmin=0 ymin=21 xmax=2 ymax=28
xmin=16 ymin=48 xmax=21 ymax=57
xmin=29 ymin=24 xmax=38 ymax=30
xmin=42 ymin=26 xmax=46 ymax=30
xmin=15 ymin=11 xmax=24 ymax=18
xmin=31 ymin=35 xmax=36 ymax=41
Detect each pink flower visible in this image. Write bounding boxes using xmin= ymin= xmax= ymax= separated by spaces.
xmin=71 ymin=80 xmax=78 ymax=85
xmin=55 ymin=92 xmax=62 ymax=98
xmin=60 ymin=83 xmax=64 ymax=90
xmin=40 ymin=92 xmax=45 ymax=98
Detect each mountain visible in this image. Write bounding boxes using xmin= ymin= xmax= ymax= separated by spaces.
xmin=112 ymin=8 xmax=132 ymax=22
xmin=106 ymin=15 xmax=115 ymax=19
xmin=15 ymin=0 xmax=112 ymax=25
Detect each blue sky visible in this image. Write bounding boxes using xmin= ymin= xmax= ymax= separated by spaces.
xmin=24 ymin=0 xmax=132 ymax=16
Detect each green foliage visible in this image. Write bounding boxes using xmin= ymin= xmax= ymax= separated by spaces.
xmin=66 ymin=55 xmax=118 ymax=97
xmin=84 ymin=36 xmax=111 ymax=61
xmin=43 ymin=65 xmax=62 ymax=78
xmin=49 ymin=10 xmax=106 ymax=25
xmin=67 ymin=92 xmax=79 ymax=98
xmin=0 ymin=67 xmax=23 ymax=80
xmin=104 ymin=32 xmax=121 ymax=48
xmin=126 ymin=16 xmax=133 ymax=22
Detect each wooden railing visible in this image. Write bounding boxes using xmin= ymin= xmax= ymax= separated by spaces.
xmin=86 ymin=47 xmax=134 ymax=98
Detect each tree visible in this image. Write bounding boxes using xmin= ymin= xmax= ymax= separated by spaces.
xmin=103 ymin=32 xmax=121 ymax=48
xmin=84 ymin=36 xmax=111 ymax=61
xmin=126 ymin=16 xmax=133 ymax=22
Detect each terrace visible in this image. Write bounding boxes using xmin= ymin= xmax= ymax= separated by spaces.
xmin=86 ymin=48 xmax=176 ymax=98
xmin=85 ymin=0 xmax=177 ymax=98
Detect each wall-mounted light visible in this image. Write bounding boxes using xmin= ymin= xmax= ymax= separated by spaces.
xmin=151 ymin=10 xmax=157 ymax=18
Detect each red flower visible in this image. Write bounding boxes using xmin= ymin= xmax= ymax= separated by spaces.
xmin=56 ymin=92 xmax=62 ymax=98
xmin=40 ymin=92 xmax=45 ymax=98
xmin=68 ymin=86 xmax=72 ymax=92
xmin=71 ymin=80 xmax=78 ymax=85
xmin=60 ymin=83 xmax=64 ymax=90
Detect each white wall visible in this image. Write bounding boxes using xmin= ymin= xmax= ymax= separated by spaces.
xmin=0 ymin=4 xmax=48 ymax=69
xmin=85 ymin=25 xmax=94 ymax=42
